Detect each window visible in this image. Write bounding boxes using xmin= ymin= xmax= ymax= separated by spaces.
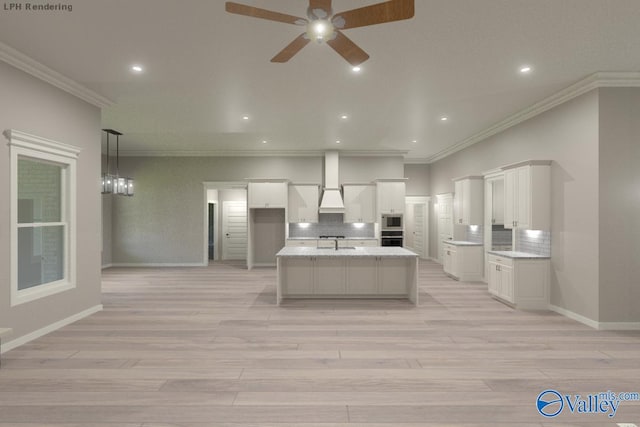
xmin=7 ymin=130 xmax=79 ymax=306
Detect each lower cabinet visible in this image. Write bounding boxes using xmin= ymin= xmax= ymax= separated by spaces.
xmin=487 ymin=254 xmax=549 ymax=309
xmin=279 ymin=256 xmax=414 ymax=300
xmin=443 ymin=243 xmax=483 ymax=281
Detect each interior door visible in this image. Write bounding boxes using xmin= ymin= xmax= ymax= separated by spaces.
xmin=222 ymin=201 xmax=247 ymax=260
xmin=412 ymin=203 xmax=427 ymax=259
xmin=437 ymin=193 xmax=453 ymax=263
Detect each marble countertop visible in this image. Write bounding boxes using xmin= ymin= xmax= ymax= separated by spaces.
xmin=487 ymin=250 xmax=550 ymax=259
xmin=277 ymin=246 xmax=417 ymax=258
xmin=443 ymin=240 xmax=483 ymax=246
xmin=287 ymin=237 xmax=377 ymax=240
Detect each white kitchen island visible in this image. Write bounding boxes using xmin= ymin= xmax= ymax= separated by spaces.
xmin=276 ymin=246 xmax=419 ymax=305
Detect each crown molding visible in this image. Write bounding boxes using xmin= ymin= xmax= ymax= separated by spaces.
xmin=423 ymin=71 xmax=640 ymax=164
xmin=0 ymin=41 xmax=113 ymax=108
xmin=118 ymin=149 xmax=409 ymax=158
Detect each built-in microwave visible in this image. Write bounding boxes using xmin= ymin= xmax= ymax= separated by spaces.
xmin=382 ymin=214 xmax=402 ymax=230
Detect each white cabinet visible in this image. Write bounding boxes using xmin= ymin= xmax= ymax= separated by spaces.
xmin=343 ymin=184 xmax=376 ymax=223
xmin=453 ymin=176 xmax=483 ymax=226
xmin=288 ymin=184 xmax=319 ymax=223
xmin=248 ymin=181 xmax=288 ymax=208
xmin=442 ymin=242 xmax=483 ymax=281
xmin=377 ymin=181 xmax=406 ymax=215
xmin=346 ymin=258 xmax=379 ymax=294
xmin=378 ymin=258 xmax=408 ymax=294
xmin=281 ymin=257 xmax=314 ymax=295
xmin=502 ymin=162 xmax=550 ymax=230
xmin=315 ymin=258 xmax=346 ymax=295
xmin=487 ymin=253 xmax=549 ymax=309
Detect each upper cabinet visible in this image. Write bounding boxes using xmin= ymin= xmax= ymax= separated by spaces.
xmin=484 ymin=176 xmax=505 ymax=226
xmin=343 ymin=184 xmax=376 ymax=223
xmin=502 ymin=161 xmax=551 ymax=230
xmin=453 ymin=176 xmax=483 ymax=226
xmin=377 ymin=180 xmax=406 ymax=215
xmin=288 ymin=184 xmax=319 ymax=223
xmin=248 ymin=180 xmax=288 ymax=209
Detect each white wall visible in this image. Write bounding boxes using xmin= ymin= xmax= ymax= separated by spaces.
xmin=404 ymin=164 xmax=430 ymax=196
xmin=428 ymin=90 xmax=601 ymax=321
xmin=0 ymin=61 xmax=102 ymax=348
xmin=598 ymin=88 xmax=640 ymax=323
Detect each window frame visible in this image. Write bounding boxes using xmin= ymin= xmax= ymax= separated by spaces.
xmin=7 ymin=130 xmax=80 ymax=306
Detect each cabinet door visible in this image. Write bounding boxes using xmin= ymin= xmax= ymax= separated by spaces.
xmin=487 ymin=262 xmax=500 ymax=296
xmin=500 ymin=264 xmax=514 ymax=303
xmin=378 ymin=182 xmax=406 ymax=214
xmin=453 ymin=180 xmax=465 ymax=225
xmin=503 ymin=169 xmax=517 ymax=229
xmin=315 ymin=258 xmax=346 ymax=294
xmin=515 ymin=167 xmax=530 ymax=229
xmin=343 ymin=185 xmax=375 ymax=223
xmin=288 ymin=185 xmax=319 ymax=223
xmin=249 ymin=182 xmax=287 ymax=208
xmin=378 ymin=258 xmax=408 ymax=294
xmin=346 ymin=258 xmax=378 ymax=294
xmin=492 ymin=179 xmax=505 ymax=225
xmin=443 ymin=245 xmax=452 ymax=275
xmin=282 ymin=257 xmax=314 ymax=295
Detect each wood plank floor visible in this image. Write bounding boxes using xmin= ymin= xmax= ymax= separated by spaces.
xmin=1 ymin=260 xmax=639 ymax=426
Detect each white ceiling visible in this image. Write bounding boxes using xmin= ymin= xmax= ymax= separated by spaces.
xmin=1 ymin=0 xmax=640 ymax=161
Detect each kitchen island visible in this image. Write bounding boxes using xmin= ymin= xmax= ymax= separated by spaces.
xmin=276 ymin=246 xmax=419 ymax=305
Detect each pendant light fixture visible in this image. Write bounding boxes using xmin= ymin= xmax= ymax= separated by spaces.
xmin=101 ymin=129 xmax=134 ymax=196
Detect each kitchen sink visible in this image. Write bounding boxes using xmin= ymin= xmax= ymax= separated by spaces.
xmin=316 ymin=246 xmax=357 ymax=250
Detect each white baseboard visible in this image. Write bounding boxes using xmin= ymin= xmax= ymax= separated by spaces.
xmin=1 ymin=304 xmax=103 ymax=354
xmin=101 ymin=263 xmax=113 ymax=269
xmin=251 ymin=263 xmax=276 ymax=268
xmin=548 ymin=304 xmax=640 ymax=330
xmin=597 ymin=322 xmax=640 ymax=331
xmin=549 ymin=304 xmax=600 ymax=329
xmin=110 ymin=262 xmax=207 ymax=267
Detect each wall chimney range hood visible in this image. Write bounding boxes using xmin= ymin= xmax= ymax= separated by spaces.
xmin=319 ymin=151 xmax=345 ymax=214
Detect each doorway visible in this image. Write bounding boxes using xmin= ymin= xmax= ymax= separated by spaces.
xmin=405 ymin=197 xmax=430 ymax=259
xmin=208 ymin=203 xmax=216 ymax=260
xmin=202 ymin=182 xmax=247 ymax=265
xmin=436 ymin=193 xmax=453 ymax=263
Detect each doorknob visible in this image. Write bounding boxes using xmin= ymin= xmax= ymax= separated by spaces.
xmin=226 ymin=233 xmax=230 ymax=237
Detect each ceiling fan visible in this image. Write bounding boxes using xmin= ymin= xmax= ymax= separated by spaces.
xmin=225 ymin=0 xmax=414 ymax=66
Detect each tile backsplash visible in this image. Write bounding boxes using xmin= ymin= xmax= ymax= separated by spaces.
xmin=466 ymin=225 xmax=484 ymax=244
xmin=515 ymin=229 xmax=551 ymax=256
xmin=288 ymin=214 xmax=375 ymax=238
xmin=492 ymin=225 xmax=513 ymax=246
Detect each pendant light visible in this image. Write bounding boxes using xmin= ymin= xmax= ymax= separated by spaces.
xmin=102 ymin=129 xmax=134 ymax=196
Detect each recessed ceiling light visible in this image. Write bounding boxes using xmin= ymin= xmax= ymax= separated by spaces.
xmin=412 ymin=140 xmax=417 ymax=143
xmin=131 ymin=65 xmax=143 ymax=73
xmin=340 ymin=115 xmax=348 ymax=120
xmin=520 ymin=65 xmax=532 ymax=74
xmin=440 ymin=116 xmax=449 ymax=122
xmin=335 ymin=140 xmax=341 ymax=144
xmin=352 ymin=66 xmax=361 ymax=73
xmin=261 ymin=140 xmax=267 ymax=144
xmin=242 ymin=115 xmax=249 ymax=120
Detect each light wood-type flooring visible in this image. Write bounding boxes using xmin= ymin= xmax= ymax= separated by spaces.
xmin=1 ymin=260 xmax=639 ymax=426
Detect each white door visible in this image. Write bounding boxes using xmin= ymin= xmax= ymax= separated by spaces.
xmin=412 ymin=203 xmax=428 ymax=259
xmin=222 ymin=201 xmax=247 ymax=260
xmin=436 ymin=193 xmax=453 ymax=263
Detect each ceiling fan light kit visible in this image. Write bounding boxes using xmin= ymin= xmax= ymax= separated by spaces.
xmin=225 ymin=0 xmax=414 ymax=66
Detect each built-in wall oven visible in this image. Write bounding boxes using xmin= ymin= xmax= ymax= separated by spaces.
xmin=381 ymin=230 xmax=403 ymax=247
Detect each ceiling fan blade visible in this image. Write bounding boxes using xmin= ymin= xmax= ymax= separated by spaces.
xmin=225 ymin=2 xmax=307 ymax=25
xmin=271 ymin=34 xmax=311 ymax=63
xmin=308 ymin=0 xmax=332 ymax=18
xmin=332 ymin=0 xmax=414 ymax=30
xmin=326 ymin=31 xmax=370 ymax=66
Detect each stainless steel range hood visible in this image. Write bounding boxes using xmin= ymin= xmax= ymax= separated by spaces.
xmin=319 ymin=151 xmax=345 ymax=214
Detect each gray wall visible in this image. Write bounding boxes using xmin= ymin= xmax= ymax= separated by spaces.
xmin=598 ymin=88 xmax=640 ymax=323
xmin=0 ymin=61 xmax=102 ymax=346
xmin=110 ymin=155 xmax=404 ymax=264
xmin=404 ymin=163 xmax=430 ymax=196
xmin=428 ymin=90 xmax=601 ymax=321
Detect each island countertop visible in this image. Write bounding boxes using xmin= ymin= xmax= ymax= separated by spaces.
xmin=276 ymin=246 xmax=418 ymax=258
